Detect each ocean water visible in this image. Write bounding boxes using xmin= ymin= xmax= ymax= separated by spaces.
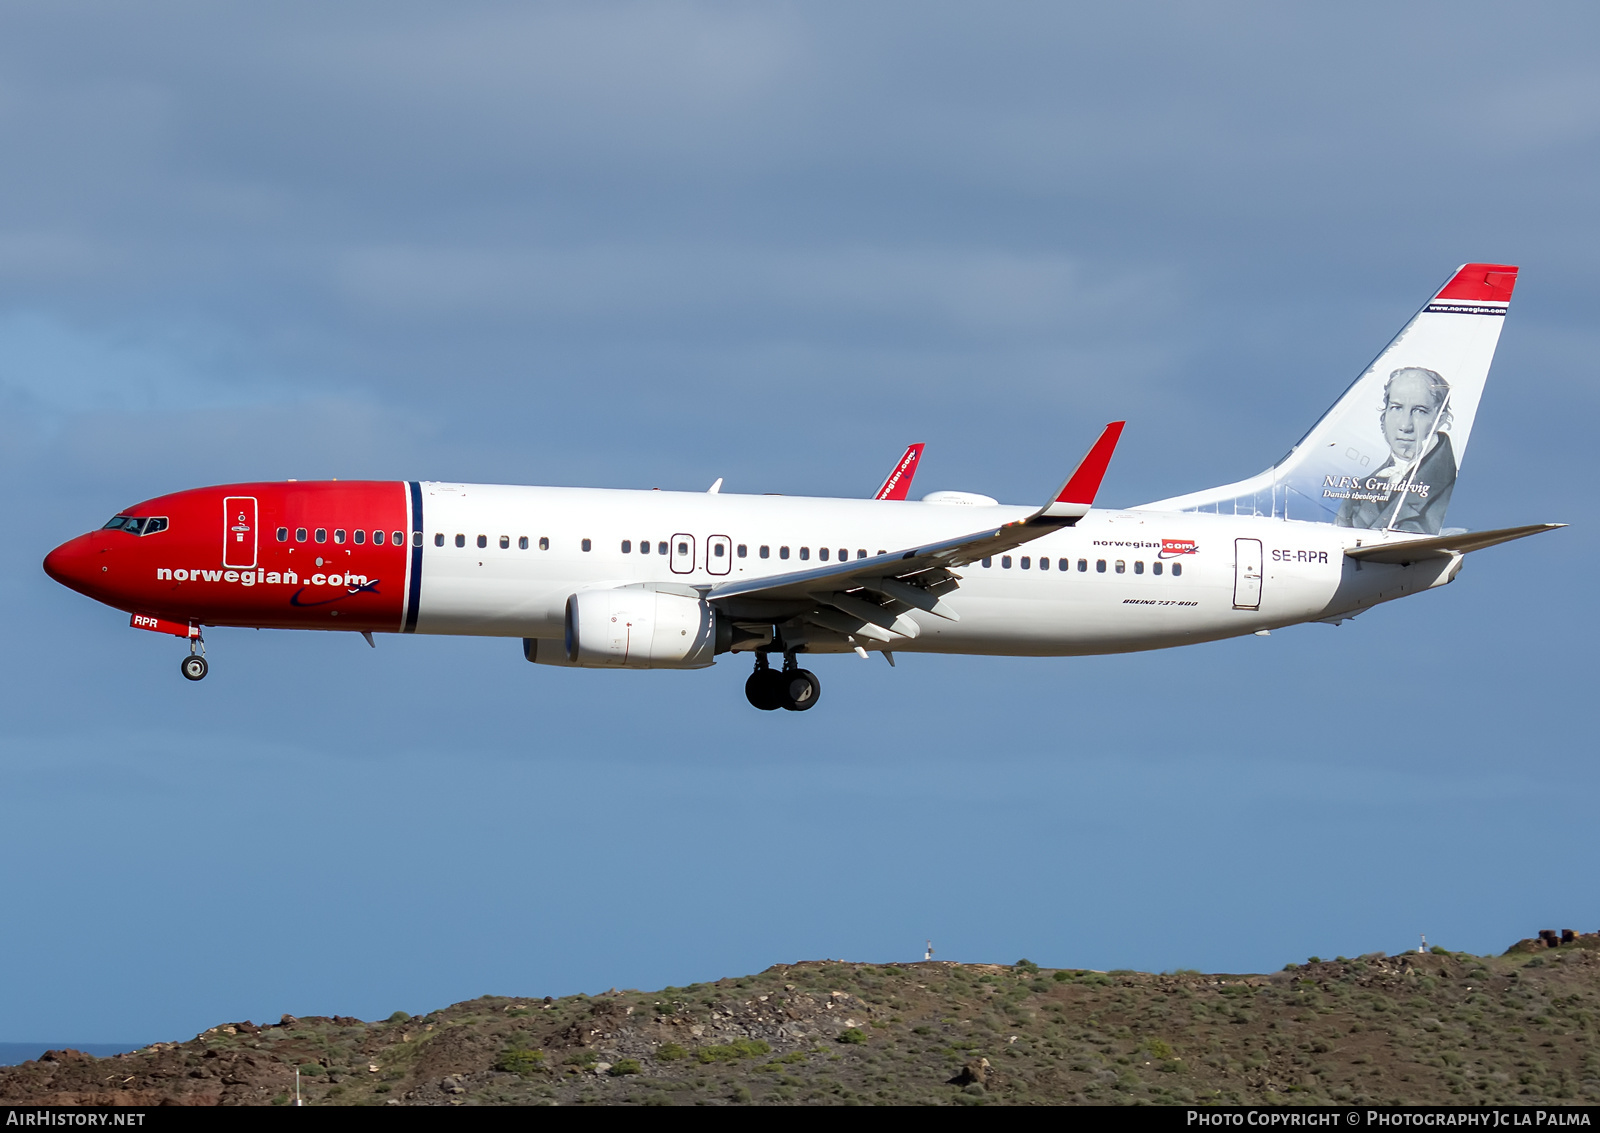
xmin=0 ymin=1043 xmax=145 ymax=1067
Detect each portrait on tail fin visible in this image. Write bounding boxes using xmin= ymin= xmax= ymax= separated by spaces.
xmin=1132 ymin=263 xmax=1512 ymax=532
xmin=1335 ymin=366 xmax=1457 ymax=535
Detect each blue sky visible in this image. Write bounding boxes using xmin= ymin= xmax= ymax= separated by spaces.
xmin=1 ymin=1 xmax=1595 ymax=1042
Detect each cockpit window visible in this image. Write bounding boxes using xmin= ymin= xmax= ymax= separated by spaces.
xmin=102 ymin=515 xmax=168 ymax=536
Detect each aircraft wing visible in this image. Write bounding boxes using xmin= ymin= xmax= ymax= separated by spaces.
xmin=707 ymin=423 xmax=1124 ymax=643
xmin=1344 ymin=523 xmax=1565 ymax=565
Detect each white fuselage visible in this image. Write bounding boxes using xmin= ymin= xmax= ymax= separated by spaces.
xmin=410 ymin=483 xmax=1457 ymax=657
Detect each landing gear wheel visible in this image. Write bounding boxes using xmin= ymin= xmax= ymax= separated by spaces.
xmin=180 ymin=655 xmax=208 ymax=681
xmin=779 ymin=668 xmax=820 ymax=712
xmin=745 ymin=668 xmax=784 ymax=711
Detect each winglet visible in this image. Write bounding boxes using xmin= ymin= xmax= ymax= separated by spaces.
xmin=1039 ymin=422 xmax=1124 ymax=519
xmin=874 ymin=443 xmax=925 ymax=501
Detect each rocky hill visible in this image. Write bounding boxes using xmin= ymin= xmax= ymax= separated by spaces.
xmin=4 ymin=933 xmax=1597 ymax=1106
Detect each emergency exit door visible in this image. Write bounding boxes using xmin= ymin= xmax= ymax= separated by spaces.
xmin=669 ymin=533 xmax=695 ymax=574
xmin=223 ymin=496 xmax=258 ymax=569
xmin=705 ymin=534 xmax=732 ymax=575
xmin=1233 ymin=537 xmax=1262 ymax=610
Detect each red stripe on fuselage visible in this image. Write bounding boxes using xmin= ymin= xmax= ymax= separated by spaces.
xmin=46 ymin=481 xmax=410 ymax=632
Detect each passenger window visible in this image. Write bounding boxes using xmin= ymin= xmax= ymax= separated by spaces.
xmin=760 ymin=545 xmax=770 ymax=558
xmin=657 ymin=541 xmax=667 ymax=555
xmin=779 ymin=546 xmax=790 ymax=560
xmin=476 ymin=535 xmax=487 ymax=549
xmin=857 ymin=549 xmax=866 ymax=559
xmin=1134 ymin=561 xmax=1144 ymax=575
xmin=1078 ymin=558 xmax=1088 ymax=572
xmin=539 ymin=537 xmax=550 ymax=550
xmin=838 ymin=549 xmax=847 ymax=561
xmin=499 ymin=536 xmax=510 ymax=549
xmin=1096 ymin=559 xmax=1106 ymax=573
xmin=334 ymin=529 xmax=346 ymax=544
xmin=621 ymin=540 xmax=632 ymax=553
xmin=713 ymin=543 xmax=725 ymax=558
xmin=519 ymin=536 xmax=529 ymax=550
xmin=295 ymin=528 xmax=308 ymax=542
xmin=1172 ymin=562 xmax=1182 ymax=577
xmin=276 ymin=527 xmax=288 ymax=542
xmin=1039 ymin=557 xmax=1048 ymax=571
xmin=982 ymin=558 xmax=991 ymax=568
xmin=455 ymin=534 xmax=465 ymax=548
xmin=393 ymin=532 xmax=404 ymax=547
xmin=412 ymin=532 xmax=421 ymax=547
xmin=1115 ymin=560 xmax=1126 ymax=573
xmin=1002 ymin=556 xmax=1012 ymax=568
xmin=737 ymin=544 xmax=747 ymax=558
xmin=354 ymin=529 xmax=365 ymax=545
xmin=435 ymin=533 xmax=444 ymax=547
xmin=1021 ymin=556 xmax=1031 ymax=569
xmin=374 ymin=530 xmax=385 ymax=544
xmin=315 ymin=528 xmax=327 ymax=543
xmin=583 ymin=539 xmax=593 ymax=552
xmin=675 ymin=541 xmax=686 ymax=555
xmin=819 ymin=547 xmax=829 ymax=561
xmin=1152 ymin=561 xmax=1162 ymax=575
xmin=1059 ymin=558 xmax=1069 ymax=571
xmin=799 ymin=547 xmax=810 ymax=560
xmin=877 ymin=549 xmax=886 ymax=556
xmin=639 ymin=540 xmax=650 ymax=555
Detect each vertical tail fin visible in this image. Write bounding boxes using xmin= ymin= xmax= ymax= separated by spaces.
xmin=1139 ymin=264 xmax=1517 ymax=534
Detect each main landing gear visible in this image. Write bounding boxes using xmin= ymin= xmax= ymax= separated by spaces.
xmin=180 ymin=634 xmax=208 ymax=681
xmin=745 ymin=653 xmax=820 ymax=712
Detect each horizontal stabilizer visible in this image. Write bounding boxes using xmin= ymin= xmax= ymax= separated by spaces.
xmin=1344 ymin=523 xmax=1565 ymax=565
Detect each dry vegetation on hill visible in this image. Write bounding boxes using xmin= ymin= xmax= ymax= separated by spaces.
xmin=4 ymin=936 xmax=1599 ymax=1106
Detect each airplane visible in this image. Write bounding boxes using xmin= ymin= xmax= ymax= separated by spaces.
xmin=43 ymin=263 xmax=1562 ymax=712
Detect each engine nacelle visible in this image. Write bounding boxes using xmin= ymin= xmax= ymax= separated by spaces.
xmin=555 ymin=588 xmax=720 ymax=669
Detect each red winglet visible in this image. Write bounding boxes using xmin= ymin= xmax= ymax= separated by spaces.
xmin=874 ymin=443 xmax=925 ymax=501
xmin=1055 ymin=422 xmax=1125 ymax=506
xmin=1435 ymin=263 xmax=1518 ymax=304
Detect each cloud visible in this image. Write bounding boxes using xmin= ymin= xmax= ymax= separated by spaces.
xmin=332 ymin=241 xmax=1171 ymax=339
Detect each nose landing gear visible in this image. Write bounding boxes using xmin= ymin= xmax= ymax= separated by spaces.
xmin=745 ymin=652 xmax=820 ymax=712
xmin=180 ymin=633 xmax=208 ymax=681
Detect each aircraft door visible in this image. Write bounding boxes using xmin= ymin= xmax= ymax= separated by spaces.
xmin=1233 ymin=537 xmax=1262 ymax=610
xmin=223 ymin=496 xmax=258 ymax=569
xmin=706 ymin=534 xmax=731 ymax=576
xmin=670 ymin=533 xmax=695 ymax=574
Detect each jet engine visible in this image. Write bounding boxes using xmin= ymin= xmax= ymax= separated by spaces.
xmin=547 ymin=587 xmax=722 ymax=669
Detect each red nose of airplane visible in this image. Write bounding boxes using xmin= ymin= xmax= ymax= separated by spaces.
xmin=43 ymin=533 xmax=101 ymax=596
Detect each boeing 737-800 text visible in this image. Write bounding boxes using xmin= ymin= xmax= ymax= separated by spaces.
xmin=43 ymin=263 xmax=1561 ymax=711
